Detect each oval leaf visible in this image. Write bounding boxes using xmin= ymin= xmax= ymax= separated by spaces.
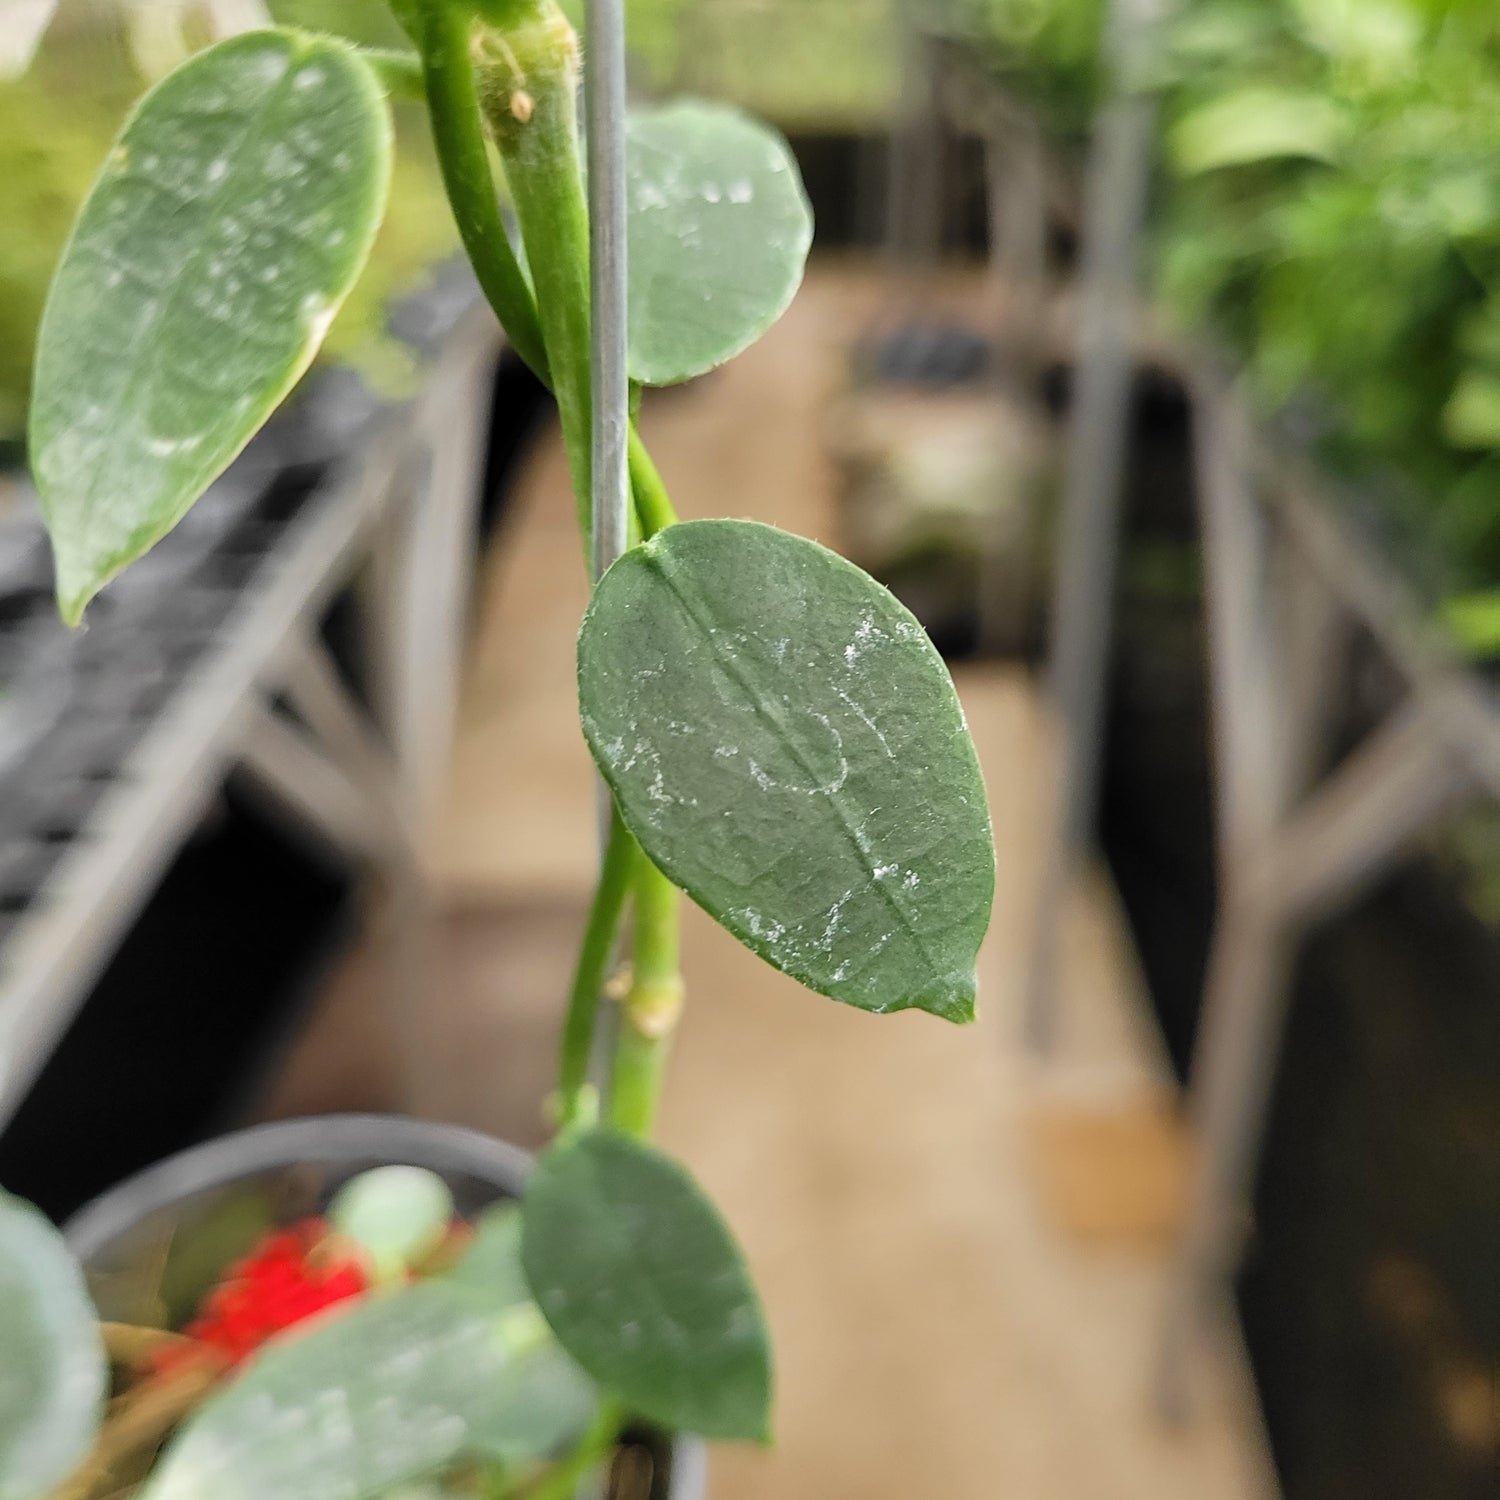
xmin=443 ymin=1205 xmax=598 ymax=1467
xmin=1168 ymin=88 xmax=1347 ymax=176
xmin=330 ymin=1165 xmax=453 ymax=1279
xmin=140 ymin=1279 xmax=582 ymax=1500
xmin=522 ymin=1130 xmax=771 ymax=1442
xmin=440 ymin=1201 xmax=529 ymax=1305
xmin=578 ymin=519 xmax=994 ymax=1021
xmin=627 ymin=100 xmax=812 ymax=385
xmin=0 ymin=1190 xmax=106 ymax=1500
xmin=30 ymin=29 xmax=393 ymax=624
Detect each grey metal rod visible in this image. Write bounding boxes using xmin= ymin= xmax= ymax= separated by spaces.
xmin=583 ymin=0 xmax=631 ymax=1093
xmin=586 ymin=0 xmax=630 ymax=590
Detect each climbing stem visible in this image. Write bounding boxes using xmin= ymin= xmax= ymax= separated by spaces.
xmin=517 ymin=1397 xmax=625 ymax=1500
xmin=358 ymin=48 xmax=426 ymax=104
xmin=418 ymin=0 xmax=675 ymax=547
xmin=610 ymin=857 xmax=682 ymax=1137
xmin=473 ymin=1 xmax=594 ymax=535
xmin=556 ymin=803 xmax=634 ymax=1126
xmin=413 ymin=0 xmax=550 ymax=380
xmin=627 ymin=427 xmax=680 ymax=538
xmin=423 ymin=0 xmax=686 ymax=1143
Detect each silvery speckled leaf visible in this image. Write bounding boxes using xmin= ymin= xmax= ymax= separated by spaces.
xmin=627 ymin=100 xmax=813 ymax=385
xmin=0 ymin=1190 xmax=106 ymax=1500
xmin=29 ymin=30 xmax=391 ymax=623
xmin=578 ymin=520 xmax=994 ymax=1022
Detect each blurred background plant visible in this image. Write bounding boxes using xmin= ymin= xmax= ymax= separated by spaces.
xmin=940 ymin=0 xmax=1105 ymax=143
xmin=1154 ymin=0 xmax=1500 ymax=615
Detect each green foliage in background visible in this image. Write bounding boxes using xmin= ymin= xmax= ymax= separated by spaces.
xmin=571 ymin=0 xmax=897 ymax=133
xmin=0 ymin=73 xmax=127 ymax=442
xmin=1155 ymin=0 xmax=1500 ymax=594
xmin=940 ymin=0 xmax=1105 ymax=141
xmin=938 ymin=0 xmax=1500 ymax=595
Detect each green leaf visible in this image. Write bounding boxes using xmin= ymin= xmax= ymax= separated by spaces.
xmin=30 ymin=29 xmax=393 ymax=624
xmin=330 ymin=1165 xmax=454 ymax=1280
xmin=140 ymin=1280 xmax=580 ymax=1500
xmin=1169 ymin=89 xmax=1347 ymax=175
xmin=1443 ymin=369 xmax=1500 ymax=449
xmin=440 ymin=1201 xmax=529 ymax=1305
xmin=627 ymin=100 xmax=812 ymax=385
xmin=1440 ymin=589 xmax=1500 ymax=658
xmin=0 ymin=1190 xmax=106 ymax=1500
xmin=444 ymin=1204 xmax=599 ymax=1466
xmin=578 ymin=519 xmax=994 ymax=1022
xmin=470 ymin=1334 xmax=598 ymax=1469
xmin=522 ymin=1130 xmax=771 ymax=1442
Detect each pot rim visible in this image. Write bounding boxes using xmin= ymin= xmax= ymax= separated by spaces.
xmin=62 ymin=1112 xmax=533 ymax=1261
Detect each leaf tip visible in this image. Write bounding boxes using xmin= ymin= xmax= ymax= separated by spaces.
xmin=752 ymin=1404 xmax=775 ymax=1447
xmin=49 ymin=538 xmax=104 ymax=628
xmin=926 ymin=971 xmax=978 ymax=1026
xmin=55 ymin=579 xmax=93 ymax=630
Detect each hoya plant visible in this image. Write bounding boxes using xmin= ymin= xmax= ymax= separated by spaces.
xmin=3 ymin=0 xmax=995 ymax=1493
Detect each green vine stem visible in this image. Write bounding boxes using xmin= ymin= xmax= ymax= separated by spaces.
xmin=413 ymin=0 xmax=550 ymax=380
xmin=556 ymin=803 xmax=635 ymax=1125
xmin=610 ymin=859 xmax=682 ymax=1137
xmin=473 ymin=2 xmax=593 ymax=533
xmin=511 ymin=1397 xmax=625 ymax=1500
xmin=627 ymin=428 xmax=679 ymax=538
xmin=414 ymin=4 xmax=675 ymax=547
xmin=357 ymin=48 xmax=426 ymax=104
xmin=420 ymin=0 xmax=687 ymax=1139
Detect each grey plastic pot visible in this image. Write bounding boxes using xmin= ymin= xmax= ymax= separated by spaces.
xmin=63 ymin=1113 xmax=708 ymax=1500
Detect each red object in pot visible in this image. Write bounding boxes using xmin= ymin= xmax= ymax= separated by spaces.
xmin=151 ymin=1218 xmax=369 ymax=1373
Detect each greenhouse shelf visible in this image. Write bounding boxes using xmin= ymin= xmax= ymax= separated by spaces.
xmin=1156 ymin=361 xmax=1500 ymax=1411
xmin=993 ymin=0 xmax=1500 ymax=1422
xmin=0 ymin=277 xmax=501 ymax=1134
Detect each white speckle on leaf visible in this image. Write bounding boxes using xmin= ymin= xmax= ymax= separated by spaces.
xmin=834 ymin=686 xmax=894 ymax=759
xmin=847 ymin=613 xmax=878 ymax=660
xmin=814 ymin=890 xmax=853 ymax=953
xmin=737 ymin=908 xmax=786 ymax=948
xmin=300 ymin=291 xmax=336 ymax=341
xmin=729 ymin=179 xmax=754 ymax=204
xmin=747 ymin=758 xmax=778 ymax=791
xmin=206 ymin=156 xmax=229 ymax=184
xmin=903 ymin=871 xmax=921 ymax=890
xmin=143 ymin=434 xmax=203 ymax=458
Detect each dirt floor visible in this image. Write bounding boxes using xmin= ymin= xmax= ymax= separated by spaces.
xmin=266 ymin=264 xmax=1278 ymax=1499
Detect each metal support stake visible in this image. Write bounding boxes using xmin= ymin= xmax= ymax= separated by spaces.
xmin=587 ymin=0 xmax=630 ymax=593
xmin=585 ymin=0 xmax=631 ymax=1088
xmin=1024 ymin=0 xmax=1169 ymax=1052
